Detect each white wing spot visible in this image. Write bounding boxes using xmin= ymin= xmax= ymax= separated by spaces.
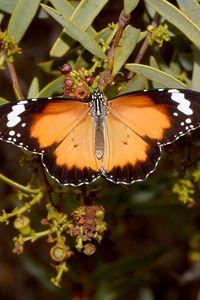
xmin=22 ymin=123 xmax=26 ymax=127
xmin=9 ymin=130 xmax=15 ymax=136
xmin=17 ymin=100 xmax=28 ymax=105
xmin=7 ymin=104 xmax=25 ymax=127
xmin=171 ymin=93 xmax=193 ymax=115
xmin=158 ymin=88 xmax=164 ymax=91
xmin=13 ymin=138 xmax=17 ymax=142
xmin=185 ymin=118 xmax=192 ymax=124
xmin=185 ymin=126 xmax=189 ymax=130
xmin=17 ymin=133 xmax=21 ymax=137
xmin=31 ymin=98 xmax=37 ymax=101
xmin=168 ymin=89 xmax=180 ymax=93
xmin=181 ymin=122 xmax=184 ymax=126
xmin=173 ymin=112 xmax=178 ymax=116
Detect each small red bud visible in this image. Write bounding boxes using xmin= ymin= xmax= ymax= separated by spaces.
xmin=85 ymin=76 xmax=94 ymax=85
xmin=60 ymin=64 xmax=72 ymax=75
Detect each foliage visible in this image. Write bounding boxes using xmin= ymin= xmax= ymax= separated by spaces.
xmin=0 ymin=0 xmax=200 ymax=299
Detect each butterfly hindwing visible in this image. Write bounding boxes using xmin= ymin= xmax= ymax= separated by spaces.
xmin=42 ymin=113 xmax=101 ymax=186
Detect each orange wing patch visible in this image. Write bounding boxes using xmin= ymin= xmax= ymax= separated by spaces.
xmin=42 ymin=113 xmax=101 ymax=185
xmin=108 ymin=95 xmax=172 ymax=140
xmin=103 ymin=96 xmax=164 ymax=183
xmin=30 ymin=101 xmax=88 ymax=150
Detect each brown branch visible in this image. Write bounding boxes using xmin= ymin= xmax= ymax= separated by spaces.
xmin=127 ymin=12 xmax=160 ymax=80
xmin=0 ymin=26 xmax=24 ymax=99
xmin=6 ymin=60 xmax=24 ymax=99
xmin=107 ymin=10 xmax=130 ymax=71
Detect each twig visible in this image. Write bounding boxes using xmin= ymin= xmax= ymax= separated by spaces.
xmin=0 ymin=173 xmax=40 ymax=194
xmin=107 ymin=10 xmax=130 ymax=71
xmin=0 ymin=26 xmax=24 ymax=99
xmin=127 ymin=12 xmax=160 ymax=80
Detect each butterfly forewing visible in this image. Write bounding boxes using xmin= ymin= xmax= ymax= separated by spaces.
xmin=0 ymin=97 xmax=101 ymax=185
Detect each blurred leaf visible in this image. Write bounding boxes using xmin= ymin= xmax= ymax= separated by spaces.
xmin=124 ymin=0 xmax=140 ymax=15
xmin=27 ymin=77 xmax=40 ymax=98
xmin=42 ymin=4 xmax=106 ymax=59
xmin=0 ymin=97 xmax=9 ymax=105
xmin=125 ymin=63 xmax=186 ymax=88
xmin=89 ymin=248 xmax=165 ymax=282
xmin=176 ymin=0 xmax=199 ymax=10
xmin=37 ymin=76 xmax=64 ymax=97
xmin=7 ymin=0 xmax=41 ymax=43
xmin=191 ymin=47 xmax=200 ymax=92
xmin=0 ymin=0 xmax=17 ymax=13
xmin=119 ymin=74 xmax=146 ymax=94
xmin=112 ymin=26 xmax=140 ymax=76
xmin=149 ymin=56 xmax=165 ymax=88
xmin=144 ymin=0 xmax=200 ymax=49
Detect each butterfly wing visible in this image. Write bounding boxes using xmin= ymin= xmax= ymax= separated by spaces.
xmin=0 ymin=98 xmax=100 ymax=185
xmin=42 ymin=113 xmax=101 ymax=186
xmin=103 ymin=89 xmax=200 ymax=184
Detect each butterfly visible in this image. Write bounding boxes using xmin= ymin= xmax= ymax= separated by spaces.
xmin=0 ymin=88 xmax=200 ymax=186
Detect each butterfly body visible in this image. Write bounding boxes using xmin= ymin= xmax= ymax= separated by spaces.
xmin=0 ymin=88 xmax=200 ymax=186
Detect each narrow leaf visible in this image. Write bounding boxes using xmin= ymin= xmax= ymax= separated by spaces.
xmin=112 ymin=25 xmax=140 ymax=76
xmin=50 ymin=0 xmax=74 ymax=17
xmin=7 ymin=0 xmax=41 ymax=43
xmin=41 ymin=4 xmax=106 ymax=59
xmin=0 ymin=0 xmax=17 ymax=13
xmin=37 ymin=76 xmax=64 ymax=97
xmin=124 ymin=0 xmax=140 ymax=15
xmin=71 ymin=0 xmax=109 ymax=30
xmin=176 ymin=0 xmax=199 ymax=10
xmin=191 ymin=47 xmax=200 ymax=92
xmin=125 ymin=63 xmax=186 ymax=88
xmin=119 ymin=74 xmax=146 ymax=94
xmin=144 ymin=0 xmax=200 ymax=49
xmin=27 ymin=77 xmax=40 ymax=98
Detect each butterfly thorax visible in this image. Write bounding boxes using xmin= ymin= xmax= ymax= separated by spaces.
xmin=89 ymin=89 xmax=107 ymax=160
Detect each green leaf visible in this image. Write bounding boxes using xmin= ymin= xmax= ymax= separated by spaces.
xmin=70 ymin=0 xmax=109 ymax=30
xmin=0 ymin=97 xmax=9 ymax=105
xmin=124 ymin=0 xmax=140 ymax=15
xmin=49 ymin=0 xmax=107 ymax=57
xmin=0 ymin=0 xmax=17 ymax=13
xmin=119 ymin=74 xmax=146 ymax=94
xmin=7 ymin=0 xmax=41 ymax=43
xmin=125 ymin=63 xmax=186 ymax=88
xmin=144 ymin=0 xmax=200 ymax=49
xmin=42 ymin=4 xmax=106 ymax=59
xmin=50 ymin=0 xmax=74 ymax=17
xmin=112 ymin=25 xmax=140 ymax=76
xmin=37 ymin=76 xmax=64 ymax=97
xmin=27 ymin=77 xmax=40 ymax=98
xmin=191 ymin=47 xmax=200 ymax=92
xmin=176 ymin=0 xmax=199 ymax=10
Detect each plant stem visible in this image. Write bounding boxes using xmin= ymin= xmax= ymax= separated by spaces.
xmin=0 ymin=173 xmax=40 ymax=194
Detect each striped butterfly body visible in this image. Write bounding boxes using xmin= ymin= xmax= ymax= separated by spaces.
xmin=0 ymin=88 xmax=200 ymax=186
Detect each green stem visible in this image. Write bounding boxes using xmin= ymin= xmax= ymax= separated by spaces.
xmin=0 ymin=191 xmax=44 ymax=222
xmin=0 ymin=173 xmax=40 ymax=194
